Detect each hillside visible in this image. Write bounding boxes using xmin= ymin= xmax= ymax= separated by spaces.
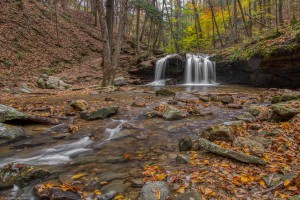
xmin=0 ymin=0 xmax=134 ymax=89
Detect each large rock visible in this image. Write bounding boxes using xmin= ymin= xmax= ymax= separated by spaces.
xmin=249 ymin=105 xmax=263 ymax=117
xmin=262 ymin=173 xmax=296 ymax=188
xmin=139 ymin=181 xmax=170 ymax=200
xmin=37 ymin=75 xmax=71 ymax=90
xmin=0 ymin=104 xmax=56 ymax=125
xmin=155 ymin=89 xmax=175 ymax=97
xmin=34 ymin=185 xmax=81 ymax=200
xmin=271 ymin=100 xmax=300 ymax=118
xmin=236 ymin=112 xmax=256 ymax=123
xmin=70 ymin=99 xmax=89 ymax=111
xmin=162 ymin=105 xmax=184 ymax=120
xmin=204 ymin=124 xmax=235 ymax=141
xmin=114 ymin=76 xmax=127 ymax=86
xmin=80 ymin=106 xmax=119 ymax=120
xmin=0 ymin=163 xmax=49 ymax=189
xmin=233 ymin=137 xmax=265 ymax=154
xmin=221 ymin=96 xmax=234 ymax=104
xmin=0 ymin=123 xmax=26 ymax=144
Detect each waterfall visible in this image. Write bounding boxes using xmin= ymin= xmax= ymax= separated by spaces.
xmin=184 ymin=54 xmax=216 ymax=85
xmin=147 ymin=54 xmax=176 ymax=86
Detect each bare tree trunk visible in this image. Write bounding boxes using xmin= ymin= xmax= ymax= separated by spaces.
xmin=208 ymin=0 xmax=224 ymax=47
xmin=278 ymin=0 xmax=283 ymax=25
xmin=136 ymin=5 xmax=141 ymax=56
xmin=192 ymin=0 xmax=203 ymax=39
xmin=237 ymin=0 xmax=250 ymax=37
xmin=106 ymin=0 xmax=114 ymax=51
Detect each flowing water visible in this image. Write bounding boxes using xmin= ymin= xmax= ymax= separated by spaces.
xmin=0 ymin=85 xmax=267 ymax=199
xmin=184 ymin=54 xmax=217 ymax=85
xmin=148 ymin=54 xmax=217 ymax=86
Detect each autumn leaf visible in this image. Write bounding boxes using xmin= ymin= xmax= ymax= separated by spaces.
xmin=114 ymin=195 xmax=125 ymax=200
xmin=260 ymin=179 xmax=267 ymax=188
xmin=71 ymin=173 xmax=86 ymax=179
xmin=284 ymin=179 xmax=291 ymax=187
xmin=94 ymin=189 xmax=102 ymax=195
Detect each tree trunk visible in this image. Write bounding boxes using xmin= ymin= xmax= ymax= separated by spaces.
xmin=136 ymin=5 xmax=141 ymax=56
xmin=106 ymin=0 xmax=114 ymax=52
xmin=208 ymin=0 xmax=224 ymax=47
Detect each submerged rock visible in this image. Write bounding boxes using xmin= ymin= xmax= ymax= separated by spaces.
xmin=98 ymin=171 xmax=129 ymax=182
xmin=0 ymin=163 xmax=49 ymax=189
xmin=70 ymin=99 xmax=89 ymax=111
xmin=139 ymin=181 xmax=170 ymax=200
xmin=0 ymin=123 xmax=26 ymax=144
xmin=236 ymin=112 xmax=256 ymax=123
xmin=80 ymin=106 xmax=119 ymax=120
xmin=155 ymin=89 xmax=175 ymax=97
xmin=162 ymin=106 xmax=184 ymax=121
xmin=179 ymin=136 xmax=192 ymax=151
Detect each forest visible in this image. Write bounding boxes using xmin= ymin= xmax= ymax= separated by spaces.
xmin=0 ymin=0 xmax=299 ymax=199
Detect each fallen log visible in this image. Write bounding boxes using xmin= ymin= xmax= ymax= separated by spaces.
xmin=198 ymin=138 xmax=267 ymax=165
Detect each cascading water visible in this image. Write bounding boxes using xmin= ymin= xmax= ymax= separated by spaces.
xmin=184 ymin=53 xmax=216 ymax=85
xmin=147 ymin=54 xmax=176 ymax=86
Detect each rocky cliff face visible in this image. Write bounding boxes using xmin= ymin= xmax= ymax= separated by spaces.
xmin=216 ymin=47 xmax=300 ymax=88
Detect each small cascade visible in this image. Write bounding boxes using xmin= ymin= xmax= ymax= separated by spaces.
xmin=184 ymin=54 xmax=216 ymax=85
xmin=147 ymin=54 xmax=176 ymax=86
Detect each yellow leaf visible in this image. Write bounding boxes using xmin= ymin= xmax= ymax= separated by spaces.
xmin=260 ymin=180 xmax=266 ymax=188
xmin=177 ymin=187 xmax=185 ymax=194
xmin=94 ymin=189 xmax=102 ymax=195
xmin=284 ymin=180 xmax=291 ymax=187
xmin=71 ymin=173 xmax=86 ymax=179
xmin=279 ymin=193 xmax=289 ymax=198
xmin=240 ymin=175 xmax=251 ymax=183
xmin=204 ymin=159 xmax=209 ymax=165
xmin=288 ymin=186 xmax=298 ymax=191
xmin=157 ymin=190 xmax=161 ymax=199
xmin=114 ymin=195 xmax=125 ymax=200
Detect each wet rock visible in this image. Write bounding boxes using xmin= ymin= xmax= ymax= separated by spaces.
xmin=11 ymin=136 xmax=54 ymax=149
xmin=176 ymin=154 xmax=190 ymax=164
xmin=262 ymin=173 xmax=296 ymax=188
xmin=221 ymin=96 xmax=234 ymax=104
xmin=162 ymin=105 xmax=184 ymax=120
xmin=139 ymin=181 xmax=170 ymax=200
xmin=271 ymin=100 xmax=300 ymax=118
xmin=236 ymin=112 xmax=256 ymax=123
xmin=0 ymin=163 xmax=49 ymax=189
xmin=233 ymin=137 xmax=265 ymax=154
xmin=227 ymin=103 xmax=243 ymax=109
xmin=178 ymin=136 xmax=192 ymax=151
xmin=155 ymin=89 xmax=175 ymax=97
xmin=175 ymin=192 xmax=202 ymax=200
xmin=199 ymin=96 xmax=210 ymax=102
xmin=0 ymin=104 xmax=57 ymax=125
xmin=98 ymin=171 xmax=129 ymax=182
xmin=132 ymin=178 xmax=144 ymax=187
xmin=109 ymin=129 xmax=138 ymax=140
xmin=204 ymin=124 xmax=235 ymax=142
xmin=249 ymin=105 xmax=263 ymax=117
xmin=101 ymin=180 xmax=129 ymax=197
xmin=132 ymin=101 xmax=146 ymax=107
xmin=0 ymin=123 xmax=26 ymax=144
xmin=70 ymin=100 xmax=89 ymax=111
xmin=140 ymin=110 xmax=157 ymax=119
xmin=50 ymin=188 xmax=81 ymax=200
xmin=80 ymin=106 xmax=119 ymax=120
xmin=210 ymin=95 xmax=220 ymax=101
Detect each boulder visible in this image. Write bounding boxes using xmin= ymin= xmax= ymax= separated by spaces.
xmin=204 ymin=124 xmax=235 ymax=142
xmin=0 ymin=163 xmax=49 ymax=189
xmin=80 ymin=106 xmax=119 ymax=120
xmin=37 ymin=75 xmax=71 ymax=90
xmin=221 ymin=96 xmax=234 ymax=104
xmin=139 ymin=181 xmax=170 ymax=200
xmin=233 ymin=137 xmax=265 ymax=154
xmin=0 ymin=123 xmax=26 ymax=144
xmin=262 ymin=173 xmax=296 ymax=188
xmin=271 ymin=100 xmax=300 ymax=118
xmin=178 ymin=136 xmax=192 ymax=151
xmin=70 ymin=100 xmax=89 ymax=111
xmin=249 ymin=105 xmax=263 ymax=117
xmin=34 ymin=185 xmax=81 ymax=200
xmin=45 ymin=76 xmax=60 ymax=89
xmin=162 ymin=105 xmax=184 ymax=120
xmin=0 ymin=104 xmax=57 ymax=125
xmin=114 ymin=77 xmax=127 ymax=86
xmin=155 ymin=89 xmax=175 ymax=97
xmin=236 ymin=112 xmax=256 ymax=123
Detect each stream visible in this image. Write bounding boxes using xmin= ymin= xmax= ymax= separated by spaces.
xmin=0 ymin=85 xmax=267 ymax=199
